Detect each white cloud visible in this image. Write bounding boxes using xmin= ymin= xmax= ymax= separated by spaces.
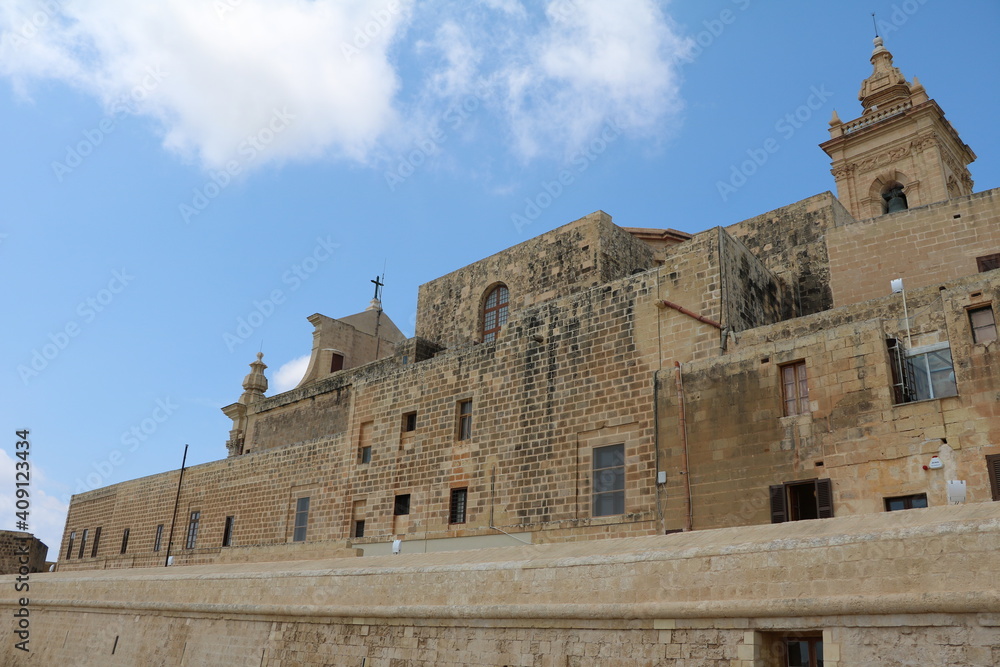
xmin=273 ymin=354 xmax=311 ymax=393
xmin=0 ymin=0 xmax=412 ymax=169
xmin=0 ymin=448 xmax=69 ymax=562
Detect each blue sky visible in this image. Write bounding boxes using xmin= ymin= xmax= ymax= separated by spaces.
xmin=2 ymin=0 xmax=998 ymax=556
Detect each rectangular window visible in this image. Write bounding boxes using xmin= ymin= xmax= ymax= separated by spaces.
xmin=449 ymin=488 xmax=468 ymax=524
xmin=66 ymin=531 xmax=76 ymax=559
xmin=780 ymin=361 xmax=809 ymax=416
xmin=222 ymin=516 xmax=235 ymax=547
xmin=359 ymin=445 xmax=372 ymax=464
xmin=358 ymin=420 xmax=373 ymax=463
xmin=888 ymin=340 xmax=958 ymax=403
xmin=91 ymin=527 xmax=102 ymax=558
xmin=784 ymin=636 xmax=823 ymax=667
xmin=353 ymin=520 xmax=365 ymax=538
xmin=78 ymin=528 xmax=89 ymax=559
xmin=394 ymin=494 xmax=411 ymax=516
xmin=402 ymin=411 xmax=417 ymax=432
xmin=885 ymin=493 xmax=928 ymax=511
xmin=457 ymin=400 xmax=472 ymax=441
xmin=153 ymin=524 xmax=164 ymax=552
xmin=293 ymin=497 xmax=310 ymax=542
xmin=969 ymin=305 xmax=997 ymax=344
xmin=330 ymin=352 xmax=344 ymax=372
xmin=120 ymin=528 xmax=130 ymax=555
xmin=186 ymin=511 xmax=200 ymax=549
xmin=988 ymin=454 xmax=1000 ymax=502
xmin=592 ymin=444 xmax=625 ymax=517
xmin=770 ymin=479 xmax=834 ymax=523
xmin=977 ymin=252 xmax=1000 ymax=272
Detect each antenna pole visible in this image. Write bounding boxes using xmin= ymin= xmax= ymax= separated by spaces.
xmin=164 ymin=444 xmax=189 ymax=567
xmin=872 ymin=13 xmax=879 ymax=38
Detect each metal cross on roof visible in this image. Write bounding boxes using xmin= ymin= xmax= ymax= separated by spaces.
xmin=371 ymin=275 xmax=384 ymax=301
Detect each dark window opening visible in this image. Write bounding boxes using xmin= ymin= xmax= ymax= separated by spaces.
xmin=770 ymin=479 xmax=833 ymax=523
xmin=988 ymin=454 xmax=1000 ymax=502
xmin=885 ymin=493 xmax=928 ymax=511
xmin=222 ymin=516 xmax=235 ymax=547
xmin=784 ymin=636 xmax=824 ymax=667
xmin=977 ymin=253 xmax=1000 ymax=273
xmin=780 ymin=361 xmax=809 ymax=416
xmin=402 ymin=411 xmax=417 ymax=432
xmin=91 ymin=527 xmax=102 ymax=558
xmin=449 ymin=488 xmax=468 ymax=524
xmin=293 ymin=497 xmax=310 ymax=542
xmin=66 ymin=531 xmax=76 ymax=559
xmin=457 ymin=400 xmax=472 ymax=441
xmin=120 ymin=528 xmax=130 ymax=555
xmin=78 ymin=529 xmax=89 ymax=560
xmin=330 ymin=352 xmax=344 ymax=372
xmin=592 ymin=444 xmax=626 ymax=517
xmin=882 ymin=184 xmax=908 ymax=213
xmin=359 ymin=445 xmax=372 ymax=464
xmin=482 ymin=284 xmax=509 ymax=342
xmin=153 ymin=524 xmax=164 ymax=552
xmin=186 ymin=511 xmax=200 ymax=549
xmin=394 ymin=494 xmax=411 ymax=516
xmin=969 ymin=306 xmax=997 ymax=344
xmin=353 ymin=520 xmax=365 ymax=538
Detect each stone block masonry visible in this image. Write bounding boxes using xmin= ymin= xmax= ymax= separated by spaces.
xmin=3 ymin=504 xmax=999 ymax=665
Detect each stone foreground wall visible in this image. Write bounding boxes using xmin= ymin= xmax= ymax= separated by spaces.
xmin=2 ymin=504 xmax=999 ymax=666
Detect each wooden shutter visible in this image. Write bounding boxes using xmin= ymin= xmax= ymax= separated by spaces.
xmin=816 ymin=478 xmax=834 ymax=518
xmin=988 ymin=455 xmax=1000 ymax=501
xmin=769 ymin=485 xmax=787 ymax=523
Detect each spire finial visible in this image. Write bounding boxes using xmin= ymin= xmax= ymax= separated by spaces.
xmin=239 ymin=352 xmax=268 ymax=404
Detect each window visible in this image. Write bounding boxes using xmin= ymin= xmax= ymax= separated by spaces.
xmin=358 ymin=420 xmax=373 ymax=463
xmin=402 ymin=411 xmax=417 ymax=432
xmin=888 ymin=340 xmax=957 ymax=403
xmin=482 ymin=284 xmax=509 ymax=342
xmin=293 ymin=497 xmax=310 ymax=542
xmin=770 ymin=479 xmax=833 ymax=523
xmin=449 ymin=488 xmax=468 ymax=524
xmin=780 ymin=361 xmax=809 ymax=416
xmin=457 ymin=400 xmax=472 ymax=441
xmin=91 ymin=527 xmax=102 ymax=558
xmin=66 ymin=531 xmax=76 ymax=559
xmin=394 ymin=494 xmax=411 ymax=516
xmin=78 ymin=529 xmax=89 ymax=559
xmin=783 ymin=636 xmax=824 ymax=667
xmin=330 ymin=352 xmax=344 ymax=372
xmin=592 ymin=444 xmax=625 ymax=517
xmin=969 ymin=306 xmax=997 ymax=344
xmin=120 ymin=529 xmax=130 ymax=554
xmin=988 ymin=454 xmax=1000 ymax=502
xmin=359 ymin=445 xmax=372 ymax=464
xmin=977 ymin=253 xmax=1000 ymax=272
xmin=153 ymin=524 xmax=164 ymax=552
xmin=885 ymin=493 xmax=928 ymax=511
xmin=353 ymin=519 xmax=365 ymax=538
xmin=222 ymin=516 xmax=235 ymax=547
xmin=186 ymin=511 xmax=200 ymax=549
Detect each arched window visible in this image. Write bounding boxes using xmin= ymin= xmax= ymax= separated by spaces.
xmin=482 ymin=284 xmax=509 ymax=342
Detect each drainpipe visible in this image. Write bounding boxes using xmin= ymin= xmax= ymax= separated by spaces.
xmin=656 ymin=299 xmax=723 ymax=330
xmin=674 ymin=362 xmax=693 ymax=532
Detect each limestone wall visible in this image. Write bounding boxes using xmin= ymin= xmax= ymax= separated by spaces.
xmin=0 ymin=532 xmax=47 ymax=575
xmin=5 ymin=505 xmax=999 ymax=666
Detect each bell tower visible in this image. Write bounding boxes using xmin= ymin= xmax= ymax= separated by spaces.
xmin=820 ymin=37 xmax=976 ymax=220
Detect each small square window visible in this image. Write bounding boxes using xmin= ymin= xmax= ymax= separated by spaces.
xmin=402 ymin=411 xmax=417 ymax=432
xmin=394 ymin=494 xmax=411 ymax=516
xmin=885 ymin=493 xmax=928 ymax=511
xmin=780 ymin=361 xmax=809 ymax=416
xmin=457 ymin=400 xmax=472 ymax=441
xmin=977 ymin=253 xmax=1000 ymax=273
xmin=969 ymin=306 xmax=997 ymax=344
xmin=449 ymin=488 xmax=468 ymax=524
xmin=359 ymin=446 xmax=372 ymax=464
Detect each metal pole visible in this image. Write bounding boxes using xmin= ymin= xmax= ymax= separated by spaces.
xmin=164 ymin=444 xmax=188 ymax=567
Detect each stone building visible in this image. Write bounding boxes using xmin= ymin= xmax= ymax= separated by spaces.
xmin=0 ymin=531 xmax=48 ymax=576
xmin=5 ymin=37 xmax=999 ymax=666
xmin=53 ymin=37 xmax=999 ymax=571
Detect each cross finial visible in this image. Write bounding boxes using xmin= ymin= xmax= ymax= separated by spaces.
xmin=371 ymin=275 xmax=384 ymax=301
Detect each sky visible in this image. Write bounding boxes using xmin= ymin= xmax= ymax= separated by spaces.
xmin=1 ymin=0 xmax=998 ymax=557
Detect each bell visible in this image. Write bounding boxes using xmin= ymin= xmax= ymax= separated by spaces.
xmin=883 ymin=186 xmax=908 ymax=213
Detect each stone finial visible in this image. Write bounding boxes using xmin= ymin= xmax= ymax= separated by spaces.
xmin=239 ymin=352 xmax=268 ymax=404
xmin=829 ymin=109 xmax=842 ymax=127
xmin=859 ymin=36 xmax=910 ymax=111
